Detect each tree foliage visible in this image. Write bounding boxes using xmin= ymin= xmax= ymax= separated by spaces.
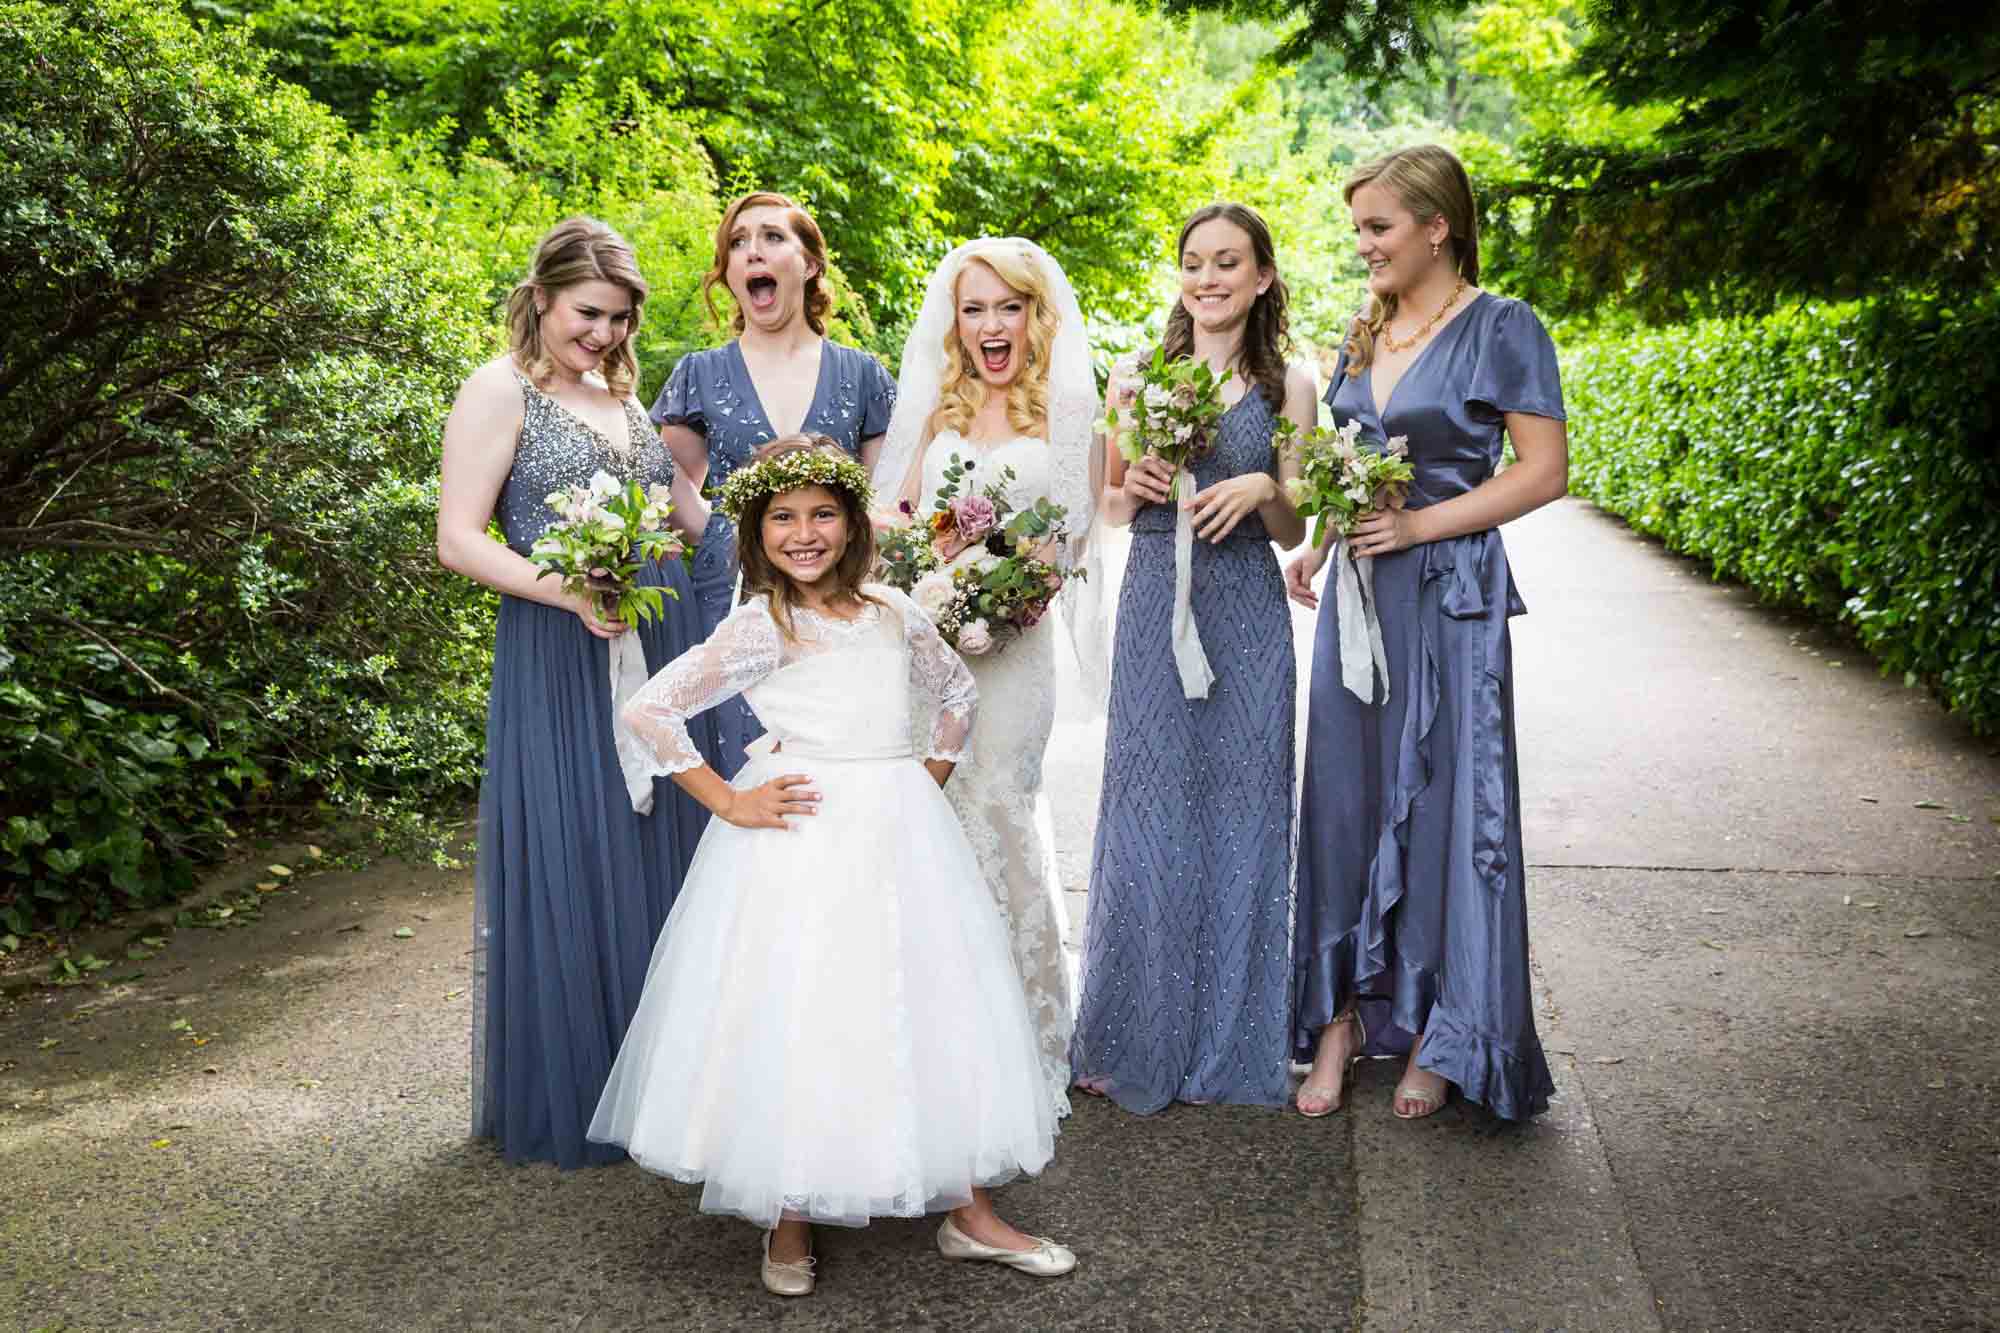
xmin=1492 ymin=0 xmax=2000 ymax=318
xmin=0 ymin=0 xmax=492 ymax=936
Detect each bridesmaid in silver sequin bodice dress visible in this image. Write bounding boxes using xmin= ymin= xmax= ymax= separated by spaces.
xmin=437 ymin=220 xmax=716 ymax=1168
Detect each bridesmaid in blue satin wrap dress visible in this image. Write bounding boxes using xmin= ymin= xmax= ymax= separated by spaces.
xmin=1290 ymin=146 xmax=1569 ymax=1123
xmin=651 ymin=192 xmax=894 ymax=776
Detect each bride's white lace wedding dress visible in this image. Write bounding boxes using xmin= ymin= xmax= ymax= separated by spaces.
xmin=923 ymin=430 xmax=1076 ymax=1119
xmin=589 ymin=587 xmax=1058 ymax=1227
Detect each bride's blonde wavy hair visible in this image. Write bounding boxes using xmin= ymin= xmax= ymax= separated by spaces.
xmin=927 ymin=241 xmax=1061 ymax=441
xmin=505 ymin=216 xmax=648 ymax=399
xmin=1341 ymin=145 xmax=1480 ymax=378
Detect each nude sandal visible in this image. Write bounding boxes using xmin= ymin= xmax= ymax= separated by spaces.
xmin=1295 ymin=1009 xmax=1365 ymax=1118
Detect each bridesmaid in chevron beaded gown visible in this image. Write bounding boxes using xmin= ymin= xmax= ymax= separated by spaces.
xmin=1070 ymin=204 xmax=1315 ymax=1113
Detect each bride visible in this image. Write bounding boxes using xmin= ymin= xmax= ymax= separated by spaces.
xmin=874 ymin=238 xmax=1103 ymax=1118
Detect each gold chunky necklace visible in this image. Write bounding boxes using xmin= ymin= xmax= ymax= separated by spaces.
xmin=1380 ymin=276 xmax=1468 ymax=355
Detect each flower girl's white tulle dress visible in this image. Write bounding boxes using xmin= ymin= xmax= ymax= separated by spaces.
xmin=587 ymin=585 xmax=1058 ymax=1228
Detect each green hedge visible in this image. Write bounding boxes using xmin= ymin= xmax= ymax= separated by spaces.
xmin=1561 ymin=298 xmax=2000 ymax=733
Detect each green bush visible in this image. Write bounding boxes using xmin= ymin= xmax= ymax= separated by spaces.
xmin=0 ymin=0 xmax=494 ymax=938
xmin=1562 ymin=297 xmax=2000 ymax=732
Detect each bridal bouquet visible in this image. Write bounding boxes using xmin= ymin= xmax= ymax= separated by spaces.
xmin=876 ymin=458 xmax=1076 ymax=656
xmin=1271 ymin=417 xmax=1416 ymax=548
xmin=529 ymin=469 xmax=688 ymax=627
xmin=1270 ymin=419 xmax=1415 ymax=707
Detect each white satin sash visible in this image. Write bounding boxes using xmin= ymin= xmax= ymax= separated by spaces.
xmin=608 ymin=630 xmax=656 ymax=814
xmin=1332 ymin=538 xmax=1390 ymax=704
xmin=1170 ymin=469 xmax=1215 ymax=700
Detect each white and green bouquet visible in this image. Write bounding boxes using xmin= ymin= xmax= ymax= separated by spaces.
xmin=529 ymin=470 xmax=688 ymax=626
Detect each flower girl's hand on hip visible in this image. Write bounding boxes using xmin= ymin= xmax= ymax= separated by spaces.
xmin=1285 ymin=546 xmax=1327 ymax=609
xmin=724 ymin=773 xmax=821 ymax=829
xmin=1122 ymin=455 xmax=1178 ymax=506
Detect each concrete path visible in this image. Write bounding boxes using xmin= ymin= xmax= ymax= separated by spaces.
xmin=3 ymin=497 xmax=1995 ymax=1331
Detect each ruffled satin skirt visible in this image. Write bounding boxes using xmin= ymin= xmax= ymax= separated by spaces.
xmin=588 ymin=751 xmax=1058 ymax=1227
xmin=1292 ymin=528 xmax=1554 ymax=1120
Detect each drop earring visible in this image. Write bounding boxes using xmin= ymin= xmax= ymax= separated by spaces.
xmin=1430 ymin=240 xmax=1441 ymax=259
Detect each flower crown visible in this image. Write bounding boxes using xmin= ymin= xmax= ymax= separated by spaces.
xmin=715 ymin=446 xmax=874 ymax=523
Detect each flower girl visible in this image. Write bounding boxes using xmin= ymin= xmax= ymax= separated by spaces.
xmin=588 ymin=436 xmax=1074 ymax=1295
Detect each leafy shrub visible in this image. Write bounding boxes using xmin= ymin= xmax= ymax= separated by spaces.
xmin=0 ymin=0 xmax=494 ymax=937
xmin=1562 ymin=297 xmax=2000 ymax=732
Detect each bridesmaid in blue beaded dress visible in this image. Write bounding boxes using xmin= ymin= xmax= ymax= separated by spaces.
xmin=651 ymin=192 xmax=895 ymax=776
xmin=1070 ymin=204 xmax=1317 ymax=1113
xmin=437 ymin=218 xmax=717 ymax=1167
xmin=1289 ymin=146 xmax=1568 ymax=1122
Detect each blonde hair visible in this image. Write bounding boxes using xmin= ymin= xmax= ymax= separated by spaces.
xmin=505 ymin=216 xmax=647 ymax=398
xmin=1341 ymin=145 xmax=1480 ymax=377
xmin=927 ymin=241 xmax=1060 ymax=441
xmin=701 ymin=191 xmax=833 ymax=336
xmin=734 ymin=435 xmax=883 ymax=641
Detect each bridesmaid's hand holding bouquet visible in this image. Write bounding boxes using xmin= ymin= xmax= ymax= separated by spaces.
xmin=1272 ymin=418 xmax=1415 ymax=549
xmin=530 ymin=469 xmax=689 ymax=630
xmin=1105 ymin=348 xmax=1230 ymax=481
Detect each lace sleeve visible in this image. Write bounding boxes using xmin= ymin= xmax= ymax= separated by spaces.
xmin=883 ymin=588 xmax=977 ymax=761
xmin=621 ymin=600 xmax=782 ymax=774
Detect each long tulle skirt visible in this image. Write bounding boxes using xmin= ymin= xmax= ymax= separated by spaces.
xmin=589 ymin=751 xmax=1058 ymax=1227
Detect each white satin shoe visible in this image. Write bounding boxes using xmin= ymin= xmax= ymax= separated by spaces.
xmin=936 ymin=1215 xmax=1077 ymax=1277
xmin=760 ymin=1230 xmax=816 ymax=1297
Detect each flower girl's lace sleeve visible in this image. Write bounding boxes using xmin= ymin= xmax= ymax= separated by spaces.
xmin=622 ymin=600 xmax=782 ymax=774
xmin=883 ymin=588 xmax=977 ymax=761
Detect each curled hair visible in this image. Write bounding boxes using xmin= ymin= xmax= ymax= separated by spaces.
xmin=1159 ymin=202 xmax=1292 ymax=410
xmin=505 ymin=216 xmax=647 ymax=401
xmin=927 ymin=242 xmax=1062 ymax=443
xmin=1341 ymin=144 xmax=1480 ymax=377
xmin=734 ymin=435 xmax=882 ymax=640
xmin=701 ymin=191 xmax=833 ymax=336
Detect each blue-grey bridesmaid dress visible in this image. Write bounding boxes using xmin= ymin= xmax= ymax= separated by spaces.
xmin=1293 ymin=293 xmax=1563 ymax=1120
xmin=471 ymin=371 xmax=719 ymax=1168
xmin=1070 ymin=385 xmax=1297 ymax=1114
xmin=648 ymin=340 xmax=895 ymax=776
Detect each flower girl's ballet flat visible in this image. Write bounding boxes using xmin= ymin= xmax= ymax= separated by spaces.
xmin=760 ymin=1231 xmax=816 ymax=1297
xmin=935 ymin=1216 xmax=1077 ymax=1277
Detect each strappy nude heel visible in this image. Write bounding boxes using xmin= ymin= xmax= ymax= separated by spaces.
xmin=1295 ymin=1009 xmax=1365 ymax=1118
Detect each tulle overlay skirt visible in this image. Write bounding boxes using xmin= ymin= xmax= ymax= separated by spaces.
xmin=589 ymin=751 xmax=1059 ymax=1228
xmin=472 ymin=557 xmax=718 ymax=1168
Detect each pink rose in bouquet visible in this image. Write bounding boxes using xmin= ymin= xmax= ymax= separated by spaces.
xmin=949 ymin=494 xmax=998 ymax=543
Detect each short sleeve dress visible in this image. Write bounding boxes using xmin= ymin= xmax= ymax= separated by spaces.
xmin=649 ymin=340 xmax=895 ymax=775
xmin=1292 ymin=293 xmax=1563 ymax=1120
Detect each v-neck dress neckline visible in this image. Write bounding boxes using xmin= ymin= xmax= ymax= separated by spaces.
xmin=727 ymin=337 xmax=831 ymax=440
xmin=1367 ymin=291 xmax=1490 ymax=424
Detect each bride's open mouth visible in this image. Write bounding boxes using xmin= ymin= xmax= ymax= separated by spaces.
xmin=980 ymin=338 xmax=1013 ymax=377
xmin=745 ymin=274 xmax=779 ymax=312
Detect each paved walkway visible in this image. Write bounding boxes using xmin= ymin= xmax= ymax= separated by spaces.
xmin=3 ymin=498 xmax=1995 ymax=1331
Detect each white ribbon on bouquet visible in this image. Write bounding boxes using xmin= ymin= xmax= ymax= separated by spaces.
xmin=1332 ymin=537 xmax=1390 ymax=705
xmin=1169 ymin=468 xmax=1215 ymax=700
xmin=608 ymin=630 xmax=656 ymax=814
